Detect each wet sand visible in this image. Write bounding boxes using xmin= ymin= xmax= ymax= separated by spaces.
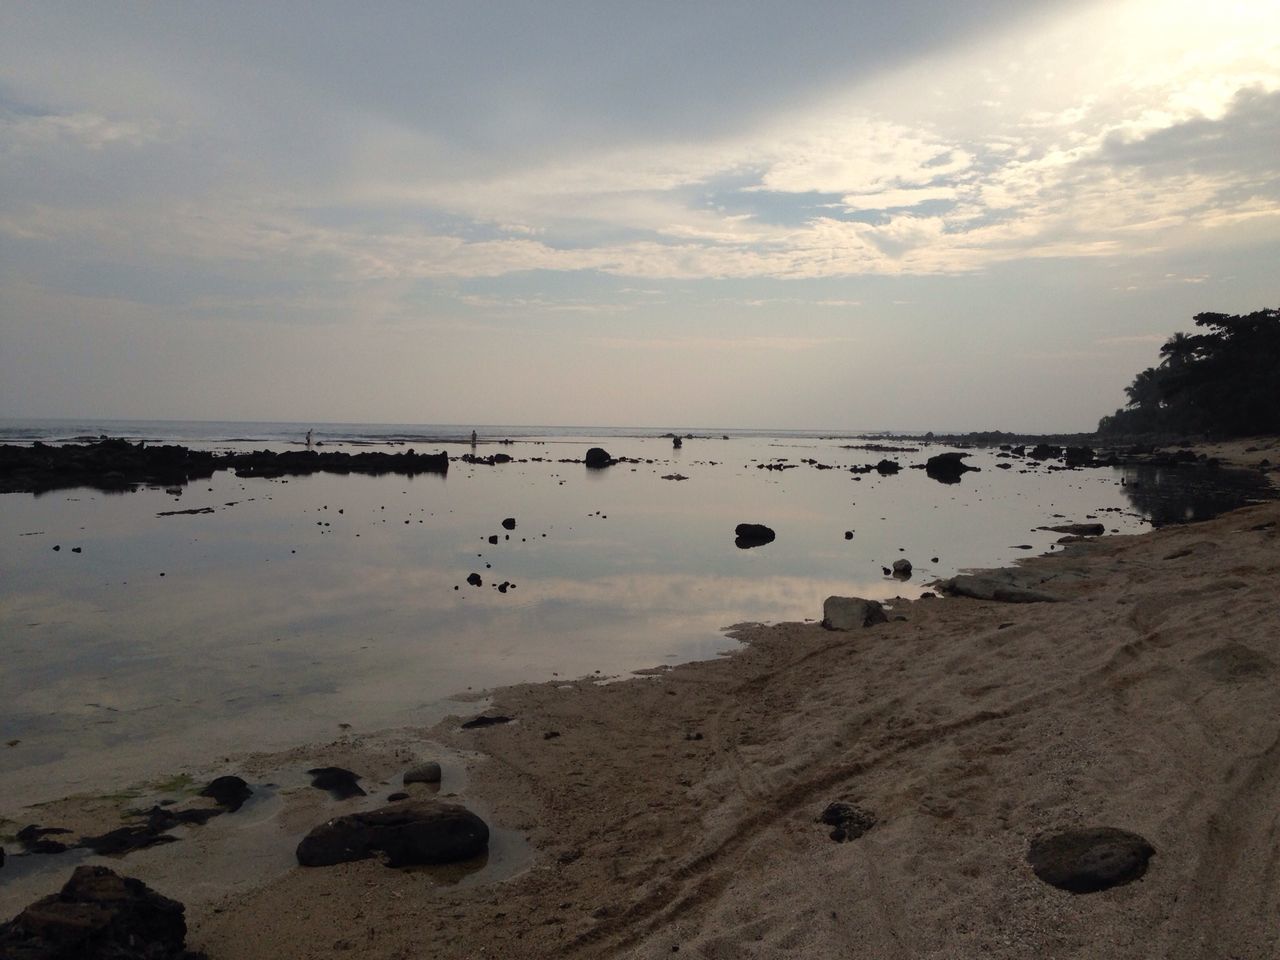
xmin=4 ymin=439 xmax=1279 ymax=958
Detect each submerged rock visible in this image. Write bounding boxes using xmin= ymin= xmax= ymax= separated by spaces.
xmin=1028 ymin=827 xmax=1155 ymax=893
xmin=822 ymin=597 xmax=888 ymax=630
xmin=296 ymin=800 xmax=489 ymax=868
xmin=0 ymin=865 xmax=197 ymax=959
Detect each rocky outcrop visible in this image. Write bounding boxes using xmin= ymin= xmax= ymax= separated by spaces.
xmin=0 ymin=865 xmax=199 ymax=959
xmin=296 ymin=800 xmax=489 ymax=868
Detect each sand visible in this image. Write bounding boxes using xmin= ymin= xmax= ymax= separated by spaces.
xmin=4 ymin=446 xmax=1279 ymax=959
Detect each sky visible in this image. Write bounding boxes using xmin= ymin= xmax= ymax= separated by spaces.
xmin=1 ymin=1 xmax=1278 ymax=432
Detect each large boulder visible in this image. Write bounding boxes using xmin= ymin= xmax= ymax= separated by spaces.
xmin=296 ymin=800 xmax=489 ymax=868
xmin=924 ymin=452 xmax=978 ymax=484
xmin=0 ymin=865 xmax=196 ymax=959
xmin=734 ymin=523 xmax=776 ymax=549
xmin=584 ymin=447 xmax=615 ymax=468
xmin=822 ymin=596 xmax=888 ymax=630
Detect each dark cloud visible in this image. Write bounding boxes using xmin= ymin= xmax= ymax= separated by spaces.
xmin=1102 ymin=86 xmax=1280 ymax=188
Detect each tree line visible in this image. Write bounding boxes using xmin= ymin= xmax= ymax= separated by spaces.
xmin=1097 ymin=307 xmax=1279 ymax=437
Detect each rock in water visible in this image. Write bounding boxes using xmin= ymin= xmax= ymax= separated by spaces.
xmin=501 ymin=517 xmax=516 ymax=530
xmin=296 ymin=800 xmax=489 ymax=868
xmin=1042 ymin=522 xmax=1105 ymax=537
xmin=1027 ymin=827 xmax=1155 ymax=893
xmin=925 ymin=452 xmax=978 ymax=484
xmin=734 ymin=523 xmax=776 ymax=548
xmin=584 ymin=447 xmax=614 ymax=468
xmin=891 ymin=559 xmax=912 ymax=578
xmin=822 ymin=596 xmax=888 ymax=630
xmin=0 ymin=865 xmax=196 ymax=959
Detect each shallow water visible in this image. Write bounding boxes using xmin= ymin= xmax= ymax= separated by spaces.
xmin=0 ymin=431 xmax=1270 ymax=809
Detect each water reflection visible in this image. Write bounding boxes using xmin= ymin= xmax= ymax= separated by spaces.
xmin=2 ymin=435 xmax=1271 ymax=807
xmin=1117 ymin=464 xmax=1274 ymax=526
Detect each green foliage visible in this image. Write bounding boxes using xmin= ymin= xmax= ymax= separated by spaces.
xmin=1099 ymin=308 xmax=1280 ymax=437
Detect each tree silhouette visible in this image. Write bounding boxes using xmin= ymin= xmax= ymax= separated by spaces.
xmin=1099 ymin=308 xmax=1279 ymax=437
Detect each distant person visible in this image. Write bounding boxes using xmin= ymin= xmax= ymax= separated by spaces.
xmin=306 ymin=429 xmax=313 ymax=450
xmin=471 ymin=430 xmax=477 ymax=446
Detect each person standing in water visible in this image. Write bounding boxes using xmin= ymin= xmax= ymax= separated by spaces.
xmin=470 ymin=430 xmax=477 ymax=446
xmin=306 ymin=429 xmax=313 ymax=450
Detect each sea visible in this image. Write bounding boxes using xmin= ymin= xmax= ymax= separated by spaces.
xmin=1 ymin=418 xmax=1272 ymax=811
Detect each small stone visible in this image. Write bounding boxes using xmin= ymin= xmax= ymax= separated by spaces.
xmin=891 ymin=559 xmax=912 ymax=578
xmin=404 ymin=761 xmax=442 ymax=785
xmin=819 ymin=802 xmax=876 ymax=842
xmin=501 ymin=517 xmax=516 ymax=530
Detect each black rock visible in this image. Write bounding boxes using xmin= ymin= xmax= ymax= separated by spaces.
xmin=200 ymin=775 xmax=252 ymax=812
xmin=387 ymin=792 xmax=410 ymax=802
xmin=1027 ymin=827 xmax=1155 ymax=893
xmin=584 ymin=447 xmax=615 ymax=468
xmin=501 ymin=517 xmax=516 ymax=530
xmin=874 ymin=459 xmax=901 ymax=475
xmin=307 ymin=767 xmax=367 ymax=799
xmin=925 ymin=452 xmax=978 ymax=484
xmin=487 ymin=534 xmax=499 ymax=544
xmin=16 ymin=825 xmax=72 ymax=855
xmin=466 ymin=573 xmax=483 ymax=587
xmin=734 ymin=523 xmax=776 ymax=549
xmin=0 ymin=865 xmax=197 ymax=959
xmin=819 ymin=802 xmax=877 ymax=842
xmin=1029 ymin=443 xmax=1061 ymax=461
xmin=79 ymin=825 xmax=181 ymax=856
xmin=296 ymin=800 xmax=489 ymax=868
xmin=844 ymin=530 xmax=853 ymax=540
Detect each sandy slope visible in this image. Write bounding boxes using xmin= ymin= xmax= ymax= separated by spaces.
xmin=176 ymin=496 xmax=1280 ymax=960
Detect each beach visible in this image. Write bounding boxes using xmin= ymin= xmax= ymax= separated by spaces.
xmin=3 ymin=437 xmax=1277 ymax=958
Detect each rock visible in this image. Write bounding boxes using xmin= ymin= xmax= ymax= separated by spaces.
xmin=404 ymin=761 xmax=442 ymax=785
xmin=891 ymin=559 xmax=912 ymax=578
xmin=819 ymin=802 xmax=877 ymax=842
xmin=734 ymin=523 xmax=776 ymax=549
xmin=584 ymin=447 xmax=615 ymax=468
xmin=1192 ymin=643 xmax=1275 ymax=682
xmin=1042 ymin=523 xmax=1105 ymax=536
xmin=925 ymin=452 xmax=978 ymax=484
xmin=844 ymin=530 xmax=853 ymax=540
xmin=501 ymin=517 xmax=516 ymax=530
xmin=1029 ymin=443 xmax=1061 ymax=460
xmin=466 ymin=572 xmax=483 ymax=587
xmin=307 ymin=767 xmax=366 ymax=799
xmin=79 ymin=825 xmax=180 ymax=856
xmin=487 ymin=534 xmax=499 ymax=544
xmin=17 ymin=825 xmax=73 ymax=855
xmin=200 ymin=775 xmax=252 ymax=812
xmin=1027 ymin=827 xmax=1155 ymax=893
xmin=822 ymin=596 xmax=888 ymax=630
xmin=461 ymin=714 xmax=512 ymax=729
xmin=387 ymin=792 xmax=410 ymax=802
xmin=296 ymin=800 xmax=489 ymax=868
xmin=937 ymin=575 xmax=1059 ymax=603
xmin=1063 ymin=445 xmax=1095 ymax=466
xmin=0 ymin=865 xmax=196 ymax=959
xmin=672 ymin=437 xmax=682 ymax=448
xmin=874 ymin=459 xmax=901 ymax=475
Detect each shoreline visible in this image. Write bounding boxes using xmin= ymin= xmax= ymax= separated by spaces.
xmin=3 ymin=439 xmax=1280 ymax=957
